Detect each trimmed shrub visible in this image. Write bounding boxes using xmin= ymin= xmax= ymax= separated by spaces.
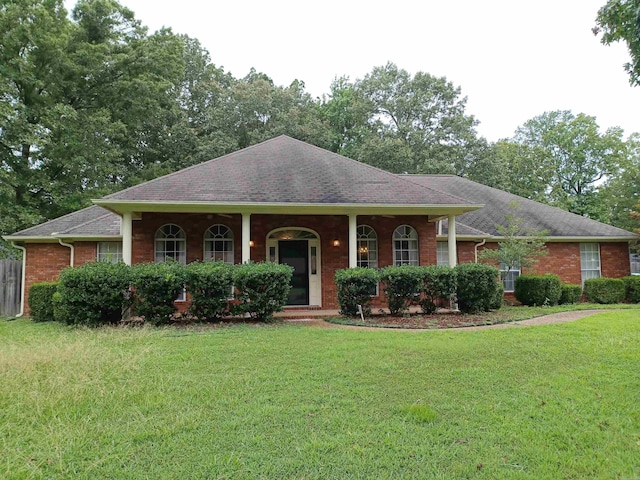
xmin=622 ymin=276 xmax=640 ymax=303
xmin=232 ymin=262 xmax=293 ymax=321
xmin=55 ymin=262 xmax=133 ymax=326
xmin=334 ymin=267 xmax=379 ymax=317
xmin=559 ymin=284 xmax=582 ymax=305
xmin=514 ymin=274 xmax=562 ymax=306
xmin=490 ymin=282 xmax=504 ymax=310
xmin=454 ymin=263 xmax=500 ymax=314
xmin=185 ymin=261 xmax=234 ymax=321
xmin=419 ymin=266 xmax=457 ymax=314
xmin=131 ymin=262 xmax=186 ymax=325
xmin=28 ymin=282 xmax=58 ymax=322
xmin=380 ymin=265 xmax=424 ymax=315
xmin=583 ymin=277 xmax=625 ymax=304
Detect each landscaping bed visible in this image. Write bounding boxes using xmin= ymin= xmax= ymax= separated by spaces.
xmin=326 ymin=304 xmax=640 ymax=329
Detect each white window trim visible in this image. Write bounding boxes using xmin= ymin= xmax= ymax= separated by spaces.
xmin=155 ymin=224 xmax=187 ymax=301
xmin=393 ymin=225 xmax=419 ymax=266
xmin=436 ymin=241 xmax=449 ymax=266
xmin=500 ymin=262 xmax=521 ymax=292
xmin=357 ymin=225 xmax=379 ymax=296
xmin=580 ymin=243 xmax=601 ymax=285
xmin=97 ymin=241 xmax=123 ymax=263
xmin=203 ymin=224 xmax=234 ymax=264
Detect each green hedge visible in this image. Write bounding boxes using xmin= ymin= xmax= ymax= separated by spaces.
xmin=28 ymin=282 xmax=58 ymax=322
xmin=622 ymin=276 xmax=640 ymax=303
xmin=514 ymin=274 xmax=562 ymax=306
xmin=334 ymin=267 xmax=379 ymax=317
xmin=455 ymin=263 xmax=501 ymax=314
xmin=380 ymin=265 xmax=423 ymax=315
xmin=420 ymin=265 xmax=457 ymax=314
xmin=559 ymin=284 xmax=582 ymax=305
xmin=131 ymin=262 xmax=186 ymax=325
xmin=185 ymin=261 xmax=234 ymax=321
xmin=583 ymin=277 xmax=625 ymax=304
xmin=490 ymin=282 xmax=504 ymax=310
xmin=55 ymin=262 xmax=133 ymax=326
xmin=232 ymin=262 xmax=293 ymax=321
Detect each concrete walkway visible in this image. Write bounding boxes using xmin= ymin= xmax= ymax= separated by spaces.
xmin=286 ymin=309 xmax=609 ymax=332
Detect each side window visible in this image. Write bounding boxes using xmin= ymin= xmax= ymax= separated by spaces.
xmin=393 ymin=225 xmax=419 ymax=266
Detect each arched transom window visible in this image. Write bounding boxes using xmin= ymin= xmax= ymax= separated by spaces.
xmin=204 ymin=225 xmax=234 ymax=264
xmin=155 ymin=224 xmax=186 ymax=264
xmin=357 ymin=225 xmax=378 ymax=268
xmin=393 ymin=225 xmax=418 ymax=266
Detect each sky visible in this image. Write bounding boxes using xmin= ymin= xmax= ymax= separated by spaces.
xmin=65 ymin=0 xmax=639 ymax=142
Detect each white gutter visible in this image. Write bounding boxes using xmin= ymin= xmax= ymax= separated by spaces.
xmin=474 ymin=239 xmax=487 ymax=263
xmin=10 ymin=242 xmax=27 ymax=318
xmin=57 ymin=238 xmax=74 ymax=267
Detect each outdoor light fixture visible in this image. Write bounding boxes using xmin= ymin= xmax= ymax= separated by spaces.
xmin=249 ymin=240 xmax=255 ymax=247
xmin=333 ymin=238 xmax=340 ymax=247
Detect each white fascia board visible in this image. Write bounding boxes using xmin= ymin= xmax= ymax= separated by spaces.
xmin=92 ymin=199 xmax=484 ymax=216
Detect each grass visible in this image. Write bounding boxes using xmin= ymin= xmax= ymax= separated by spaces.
xmin=1 ymin=312 xmax=639 ymax=479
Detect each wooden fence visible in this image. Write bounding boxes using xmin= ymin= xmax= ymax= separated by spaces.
xmin=0 ymin=259 xmax=21 ymax=317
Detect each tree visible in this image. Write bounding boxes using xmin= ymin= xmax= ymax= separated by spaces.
xmin=594 ymin=0 xmax=640 ymax=86
xmin=0 ymin=0 xmax=185 ymax=238
xmin=478 ymin=205 xmax=548 ymax=281
xmin=510 ymin=111 xmax=625 ymax=219
xmin=329 ymin=63 xmax=483 ymax=174
xmin=599 ymin=133 xmax=640 ymax=232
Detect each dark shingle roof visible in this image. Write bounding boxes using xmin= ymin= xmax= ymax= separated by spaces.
xmin=104 ymin=136 xmax=473 ymax=206
xmin=410 ymin=175 xmax=636 ymax=239
xmin=6 ymin=206 xmax=120 ymax=239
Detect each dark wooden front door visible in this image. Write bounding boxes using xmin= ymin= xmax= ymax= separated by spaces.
xmin=278 ymin=240 xmax=309 ymax=305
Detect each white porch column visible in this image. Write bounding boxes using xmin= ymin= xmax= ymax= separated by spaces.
xmin=348 ymin=214 xmax=358 ymax=268
xmin=122 ymin=212 xmax=132 ymax=266
xmin=241 ymin=213 xmax=251 ymax=263
xmin=447 ymin=214 xmax=457 ymax=267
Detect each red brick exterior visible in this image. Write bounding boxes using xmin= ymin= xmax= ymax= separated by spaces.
xmin=21 ymin=218 xmax=632 ymax=314
xmin=130 ymin=212 xmax=437 ymax=309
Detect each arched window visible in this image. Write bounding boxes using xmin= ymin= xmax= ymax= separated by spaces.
xmin=393 ymin=225 xmax=418 ymax=266
xmin=357 ymin=225 xmax=378 ymax=269
xmin=155 ymin=224 xmax=186 ymax=264
xmin=204 ymin=225 xmax=234 ymax=264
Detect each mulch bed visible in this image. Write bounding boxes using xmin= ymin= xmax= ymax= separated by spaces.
xmin=327 ymin=310 xmax=510 ymax=329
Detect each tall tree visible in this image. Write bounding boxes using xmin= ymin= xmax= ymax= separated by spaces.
xmin=0 ymin=0 xmax=185 ymax=235
xmin=350 ymin=63 xmax=482 ymax=174
xmin=599 ymin=132 xmax=640 ymax=231
xmin=594 ymin=0 xmax=640 ymax=86
xmin=511 ymin=111 xmax=625 ymax=218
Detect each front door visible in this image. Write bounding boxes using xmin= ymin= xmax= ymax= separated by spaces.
xmin=278 ymin=240 xmax=309 ymax=305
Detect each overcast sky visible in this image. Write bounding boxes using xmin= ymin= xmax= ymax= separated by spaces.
xmin=65 ymin=0 xmax=639 ymax=142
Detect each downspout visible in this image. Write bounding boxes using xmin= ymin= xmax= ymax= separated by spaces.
xmin=58 ymin=238 xmax=74 ymax=267
xmin=474 ymin=239 xmax=487 ymax=263
xmin=10 ymin=242 xmax=26 ymax=318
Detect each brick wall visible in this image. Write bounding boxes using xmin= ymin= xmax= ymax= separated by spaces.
xmin=130 ymin=212 xmax=437 ymax=309
xmin=23 ymin=243 xmax=70 ymax=315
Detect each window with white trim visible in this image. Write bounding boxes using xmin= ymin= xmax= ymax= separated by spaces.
xmin=500 ymin=262 xmax=520 ymax=292
xmin=357 ymin=225 xmax=379 ymax=296
xmin=580 ymin=243 xmax=601 ymax=284
xmin=204 ymin=225 xmax=234 ymax=264
xmin=436 ymin=242 xmax=449 ymax=266
xmin=155 ymin=224 xmax=186 ymax=264
xmin=393 ymin=225 xmax=419 ymax=266
xmin=97 ymin=242 xmax=123 ymax=263
xmin=357 ymin=225 xmax=378 ymax=269
xmin=155 ymin=224 xmax=186 ymax=301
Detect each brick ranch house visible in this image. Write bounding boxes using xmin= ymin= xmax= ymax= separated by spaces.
xmin=4 ymin=135 xmax=637 ymax=315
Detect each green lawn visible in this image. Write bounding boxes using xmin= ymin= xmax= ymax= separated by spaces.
xmin=1 ymin=312 xmax=639 ymax=479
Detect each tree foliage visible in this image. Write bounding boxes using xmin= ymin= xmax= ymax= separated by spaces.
xmin=478 ymin=206 xmax=548 ymax=279
xmin=595 ymin=0 xmax=640 ymax=86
